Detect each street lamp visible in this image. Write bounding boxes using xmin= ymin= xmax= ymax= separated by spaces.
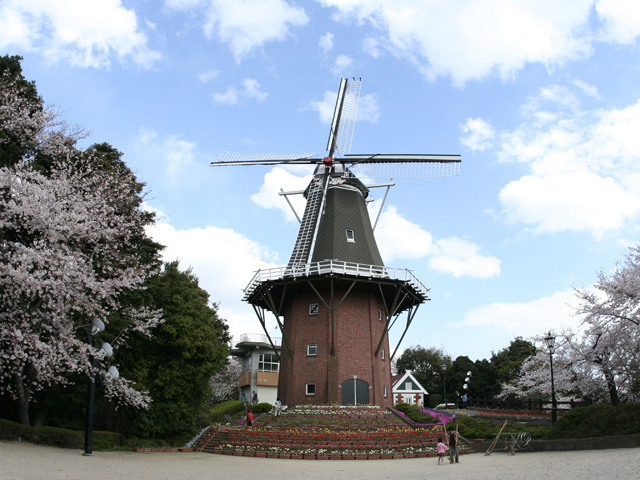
xmin=84 ymin=318 xmax=118 ymax=456
xmin=441 ymin=364 xmax=447 ymax=404
xmin=463 ymin=371 xmax=472 ymax=407
xmin=543 ymin=332 xmax=558 ymax=424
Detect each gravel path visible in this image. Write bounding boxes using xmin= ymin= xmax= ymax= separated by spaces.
xmin=1 ymin=441 xmax=638 ymax=480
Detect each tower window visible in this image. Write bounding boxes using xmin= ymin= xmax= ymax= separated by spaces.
xmin=378 ymin=310 xmax=382 ymax=321
xmin=258 ymin=353 xmax=280 ymax=372
xmin=307 ymin=344 xmax=317 ymax=356
xmin=384 ymin=386 xmax=388 ymax=397
xmin=346 ymin=229 xmax=355 ymax=242
xmin=381 ymin=348 xmax=385 ymax=360
xmin=306 ymin=383 xmax=316 ymax=395
xmin=309 ymin=303 xmax=319 ymax=315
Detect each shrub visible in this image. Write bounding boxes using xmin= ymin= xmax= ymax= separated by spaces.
xmin=208 ymin=400 xmax=245 ymax=423
xmin=548 ymin=403 xmax=640 ymax=439
xmin=454 ymin=416 xmax=550 ymax=440
xmin=250 ymin=402 xmax=273 ymax=414
xmin=0 ymin=419 xmax=127 ymax=449
xmin=428 ymin=394 xmax=442 ymax=408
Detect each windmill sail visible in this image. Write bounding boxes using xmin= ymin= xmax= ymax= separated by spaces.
xmin=326 ymin=78 xmax=361 ymax=157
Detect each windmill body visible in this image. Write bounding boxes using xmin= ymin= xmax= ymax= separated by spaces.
xmin=211 ymin=78 xmax=460 ymax=406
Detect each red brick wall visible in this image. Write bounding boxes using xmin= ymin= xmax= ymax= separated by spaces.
xmin=278 ymin=287 xmax=392 ymax=407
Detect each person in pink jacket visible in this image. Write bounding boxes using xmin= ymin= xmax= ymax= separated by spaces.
xmin=436 ymin=437 xmax=447 ymax=465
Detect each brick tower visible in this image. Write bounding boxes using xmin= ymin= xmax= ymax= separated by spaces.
xmin=211 ymin=78 xmax=460 ymax=406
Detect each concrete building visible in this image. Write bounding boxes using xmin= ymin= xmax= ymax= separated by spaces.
xmin=231 ymin=333 xmax=281 ymax=405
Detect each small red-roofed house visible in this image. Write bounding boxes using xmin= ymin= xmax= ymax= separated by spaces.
xmin=391 ymin=371 xmax=428 ymax=406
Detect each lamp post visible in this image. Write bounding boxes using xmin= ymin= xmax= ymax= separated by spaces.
xmin=463 ymin=371 xmax=472 ymax=407
xmin=84 ymin=318 xmax=119 ymax=456
xmin=441 ymin=364 xmax=447 ymax=405
xmin=543 ymin=332 xmax=557 ymax=425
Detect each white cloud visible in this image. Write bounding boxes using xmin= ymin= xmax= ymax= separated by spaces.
xmin=375 ymin=205 xmax=437 ymax=262
xmin=453 ymin=289 xmax=579 ymax=336
xmin=213 ymin=78 xmax=267 ymax=105
xmin=499 ymin=172 xmax=640 ymax=239
xmin=0 ymin=0 xmax=160 ymax=69
xmin=572 ymin=79 xmax=600 ymax=99
xmin=596 ymin=0 xmax=640 ymax=44
xmin=460 ymin=118 xmax=496 ymax=151
xmin=197 ymin=70 xmax=220 ymax=83
xmin=318 ymin=0 xmax=604 ymax=85
xmin=376 ymin=206 xmax=500 ymax=278
xmin=168 ymin=0 xmax=308 ymax=61
xmin=357 ymin=94 xmax=380 ymax=123
xmin=134 ymin=127 xmax=198 ymax=180
xmin=311 ymin=90 xmax=380 ymax=124
xmin=212 ymin=87 xmax=239 ymax=105
xmin=362 ymin=37 xmax=381 ymax=58
xmin=496 ymin=93 xmax=640 ymax=237
xmin=319 ymin=32 xmax=334 ymax=52
xmin=332 ymin=54 xmax=353 ymax=74
xmin=250 ymin=166 xmax=313 ymax=222
xmin=430 ymin=237 xmax=501 ymax=278
xmin=311 ymin=91 xmax=338 ymax=124
xmin=242 ymin=78 xmax=268 ymax=102
xmin=145 ymin=218 xmax=278 ymax=343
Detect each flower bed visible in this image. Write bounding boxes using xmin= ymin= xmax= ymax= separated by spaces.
xmin=204 ymin=405 xmax=470 ymax=460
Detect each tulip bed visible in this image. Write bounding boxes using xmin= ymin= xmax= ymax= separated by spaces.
xmin=206 ymin=405 xmax=465 ymax=459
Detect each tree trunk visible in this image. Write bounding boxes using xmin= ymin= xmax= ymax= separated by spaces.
xmin=31 ymin=401 xmax=46 ymax=428
xmin=13 ymin=373 xmax=30 ymax=426
xmin=603 ymin=368 xmax=619 ymax=406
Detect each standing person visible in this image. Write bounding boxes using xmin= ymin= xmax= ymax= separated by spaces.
xmin=461 ymin=392 xmax=468 ymax=408
xmin=246 ymin=408 xmax=254 ymax=429
xmin=274 ymin=398 xmax=282 ymax=416
xmin=448 ymin=427 xmax=459 ymax=463
xmin=252 ymin=390 xmax=258 ymax=405
xmin=436 ymin=437 xmax=446 ymax=465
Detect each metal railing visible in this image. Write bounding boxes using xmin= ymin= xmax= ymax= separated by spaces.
xmin=243 ymin=259 xmax=429 ymax=300
xmin=231 ymin=333 xmax=282 ymax=349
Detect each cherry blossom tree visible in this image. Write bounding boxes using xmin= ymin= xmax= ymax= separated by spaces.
xmin=0 ymin=57 xmax=162 ymax=426
xmin=210 ymin=358 xmax=242 ymax=404
xmin=574 ymin=244 xmax=640 ymax=404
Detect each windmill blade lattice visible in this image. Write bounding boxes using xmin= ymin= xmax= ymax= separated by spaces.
xmin=345 ymin=153 xmax=461 ymax=179
xmin=326 ymin=78 xmax=362 ymax=157
xmin=211 ymin=151 xmax=317 ymax=166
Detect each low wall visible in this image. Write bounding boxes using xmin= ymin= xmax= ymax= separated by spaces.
xmin=469 ymin=433 xmax=640 ymax=453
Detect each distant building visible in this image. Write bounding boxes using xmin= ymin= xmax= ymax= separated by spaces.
xmin=230 ymin=333 xmax=281 ymax=405
xmin=391 ymin=371 xmax=428 ymax=406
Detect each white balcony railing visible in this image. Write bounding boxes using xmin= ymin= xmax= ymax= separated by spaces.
xmin=231 ymin=333 xmax=282 ymax=349
xmin=242 ymin=259 xmax=429 ymax=300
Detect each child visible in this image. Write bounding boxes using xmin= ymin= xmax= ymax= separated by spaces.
xmin=436 ymin=437 xmax=446 ymax=465
xmin=246 ymin=409 xmax=254 ymax=429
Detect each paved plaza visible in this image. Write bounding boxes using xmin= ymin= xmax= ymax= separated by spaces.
xmin=1 ymin=441 xmax=639 ymax=480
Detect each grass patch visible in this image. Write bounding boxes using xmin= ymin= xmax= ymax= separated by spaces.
xmin=393 ymin=402 xmax=436 ymax=424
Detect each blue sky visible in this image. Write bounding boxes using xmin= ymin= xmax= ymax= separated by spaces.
xmin=3 ymin=0 xmax=640 ymax=362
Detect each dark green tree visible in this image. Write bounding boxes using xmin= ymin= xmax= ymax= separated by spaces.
xmin=468 ymin=358 xmax=498 ymax=399
xmin=490 ymin=337 xmax=537 ymax=386
xmin=0 ymin=55 xmax=43 ymax=168
xmin=395 ymin=346 xmax=451 ymax=405
xmin=117 ymin=261 xmax=230 ymax=439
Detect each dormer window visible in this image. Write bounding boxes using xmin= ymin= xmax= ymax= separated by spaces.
xmin=346 ymin=229 xmax=355 ymax=242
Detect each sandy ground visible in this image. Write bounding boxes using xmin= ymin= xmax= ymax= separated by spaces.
xmin=1 ymin=441 xmax=639 ymax=480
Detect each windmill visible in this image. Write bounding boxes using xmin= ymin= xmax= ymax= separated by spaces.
xmin=211 ymin=78 xmax=460 ymax=406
